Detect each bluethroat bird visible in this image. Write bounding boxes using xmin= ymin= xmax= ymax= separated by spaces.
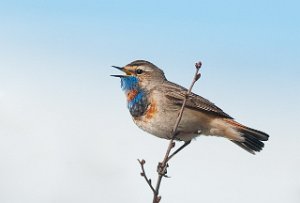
xmin=112 ymin=60 xmax=269 ymax=154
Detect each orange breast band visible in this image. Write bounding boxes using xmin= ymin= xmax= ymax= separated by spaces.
xmin=127 ymin=89 xmax=138 ymax=101
xmin=145 ymin=102 xmax=157 ymax=119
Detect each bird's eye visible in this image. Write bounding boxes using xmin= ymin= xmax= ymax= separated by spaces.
xmin=136 ymin=69 xmax=143 ymax=74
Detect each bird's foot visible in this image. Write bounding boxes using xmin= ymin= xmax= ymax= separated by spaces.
xmin=157 ymin=162 xmax=169 ymax=177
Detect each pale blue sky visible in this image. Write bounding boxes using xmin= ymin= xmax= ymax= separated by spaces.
xmin=0 ymin=1 xmax=299 ymax=203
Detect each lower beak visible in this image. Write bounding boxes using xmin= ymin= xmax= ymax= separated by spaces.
xmin=110 ymin=74 xmax=126 ymax=78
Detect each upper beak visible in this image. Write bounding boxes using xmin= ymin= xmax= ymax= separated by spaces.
xmin=111 ymin=65 xmax=131 ymax=77
xmin=112 ymin=66 xmax=124 ymax=71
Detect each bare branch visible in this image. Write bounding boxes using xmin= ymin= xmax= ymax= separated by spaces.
xmin=138 ymin=61 xmax=202 ymax=203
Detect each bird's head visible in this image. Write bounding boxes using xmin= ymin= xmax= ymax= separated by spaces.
xmin=111 ymin=60 xmax=166 ymax=91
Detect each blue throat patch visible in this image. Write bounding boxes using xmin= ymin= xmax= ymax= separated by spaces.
xmin=120 ymin=76 xmax=148 ymax=117
xmin=121 ymin=76 xmax=138 ymax=91
xmin=128 ymin=91 xmax=144 ymax=108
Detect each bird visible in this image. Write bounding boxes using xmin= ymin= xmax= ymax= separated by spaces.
xmin=111 ymin=60 xmax=269 ymax=154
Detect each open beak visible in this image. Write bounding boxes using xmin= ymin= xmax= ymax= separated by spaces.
xmin=111 ymin=65 xmax=131 ymax=77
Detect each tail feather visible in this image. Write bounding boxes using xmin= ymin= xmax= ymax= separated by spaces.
xmin=224 ymin=119 xmax=269 ymax=154
xmin=231 ymin=141 xmax=256 ymax=154
xmin=240 ymin=126 xmax=269 ymax=141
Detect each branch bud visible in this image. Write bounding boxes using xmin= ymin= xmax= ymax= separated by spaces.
xmin=195 ymin=61 xmax=202 ymax=69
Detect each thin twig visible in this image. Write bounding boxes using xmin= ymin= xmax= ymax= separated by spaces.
xmin=138 ymin=159 xmax=156 ymax=194
xmin=138 ymin=61 xmax=202 ymax=203
xmin=172 ymin=61 xmax=202 ymax=138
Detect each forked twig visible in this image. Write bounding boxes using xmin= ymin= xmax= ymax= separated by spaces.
xmin=138 ymin=62 xmax=202 ymax=203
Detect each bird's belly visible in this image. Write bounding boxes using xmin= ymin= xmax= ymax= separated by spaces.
xmin=133 ymin=107 xmax=213 ymax=141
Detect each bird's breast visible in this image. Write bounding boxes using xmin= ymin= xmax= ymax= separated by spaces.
xmin=126 ymin=90 xmax=149 ymax=118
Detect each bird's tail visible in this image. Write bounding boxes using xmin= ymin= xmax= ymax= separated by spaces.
xmin=224 ymin=119 xmax=269 ymax=154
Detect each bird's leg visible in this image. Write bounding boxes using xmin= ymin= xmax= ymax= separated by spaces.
xmin=167 ymin=140 xmax=191 ymax=161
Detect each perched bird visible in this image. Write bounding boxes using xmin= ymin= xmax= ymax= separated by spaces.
xmin=112 ymin=60 xmax=269 ymax=154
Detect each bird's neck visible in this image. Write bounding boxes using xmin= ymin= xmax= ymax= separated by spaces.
xmin=121 ymin=76 xmax=149 ymax=117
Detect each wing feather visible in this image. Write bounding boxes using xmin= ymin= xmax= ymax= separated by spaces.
xmin=162 ymin=81 xmax=232 ymax=119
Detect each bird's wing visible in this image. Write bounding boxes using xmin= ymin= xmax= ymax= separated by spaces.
xmin=162 ymin=81 xmax=232 ymax=119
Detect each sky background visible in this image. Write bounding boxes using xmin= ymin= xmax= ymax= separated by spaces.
xmin=0 ymin=0 xmax=300 ymax=202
